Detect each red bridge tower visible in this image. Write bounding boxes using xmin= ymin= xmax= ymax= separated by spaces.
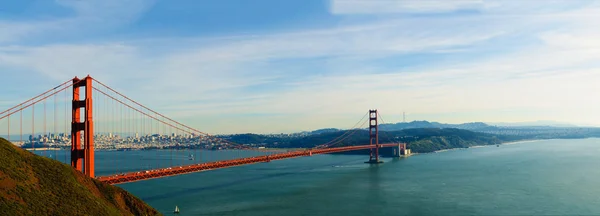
xmin=71 ymin=76 xmax=95 ymax=178
xmin=366 ymin=109 xmax=383 ymax=164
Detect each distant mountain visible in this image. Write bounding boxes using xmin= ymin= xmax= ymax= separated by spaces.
xmin=377 ymin=120 xmax=600 ymax=138
xmin=227 ymin=128 xmax=520 ymax=153
xmin=222 ymin=120 xmax=600 ymax=151
xmin=379 ymin=121 xmax=493 ymax=131
xmin=309 ymin=128 xmax=341 ymax=135
xmin=224 ymin=123 xmax=600 ymax=153
xmin=486 ymin=121 xmax=578 ymax=127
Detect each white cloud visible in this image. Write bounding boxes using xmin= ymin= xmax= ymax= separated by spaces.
xmin=2 ymin=0 xmax=600 ymax=133
xmin=0 ymin=0 xmax=154 ymax=44
xmin=330 ymin=0 xmax=483 ymax=14
xmin=0 ymin=12 xmax=505 ymax=103
xmin=0 ymin=20 xmax=63 ymax=43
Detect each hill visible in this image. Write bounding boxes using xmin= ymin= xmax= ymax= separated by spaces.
xmin=286 ymin=128 xmax=518 ymax=153
xmin=395 ymin=128 xmax=511 ymax=153
xmin=379 ymin=120 xmax=492 ymax=131
xmin=226 ymin=128 xmax=522 ymax=153
xmin=0 ymin=138 xmax=159 ymax=216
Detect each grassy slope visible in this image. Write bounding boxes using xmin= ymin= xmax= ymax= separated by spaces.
xmin=277 ymin=128 xmax=516 ymax=153
xmin=0 ymin=138 xmax=160 ymax=216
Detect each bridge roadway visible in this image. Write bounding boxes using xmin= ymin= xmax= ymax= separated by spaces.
xmin=97 ymin=143 xmax=400 ymax=184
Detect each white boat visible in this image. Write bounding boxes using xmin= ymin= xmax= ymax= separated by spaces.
xmin=174 ymin=206 xmax=180 ymax=214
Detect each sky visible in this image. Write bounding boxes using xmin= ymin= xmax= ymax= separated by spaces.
xmin=0 ymin=0 xmax=599 ymax=134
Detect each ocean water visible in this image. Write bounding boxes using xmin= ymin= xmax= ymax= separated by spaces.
xmin=35 ymin=139 xmax=600 ymax=215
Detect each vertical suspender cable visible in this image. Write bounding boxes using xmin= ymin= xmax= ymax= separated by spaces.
xmin=157 ymin=113 xmax=162 ymax=169
xmin=32 ymin=104 xmax=35 ymax=151
xmin=128 ymin=102 xmax=130 ymax=148
xmin=54 ymin=92 xmax=57 ymax=160
xmin=111 ymin=90 xmax=115 ymax=174
xmin=189 ymin=129 xmax=192 ymax=165
xmin=168 ymin=117 xmax=172 ymax=167
xmin=20 ymin=105 xmax=22 ymax=146
xmin=194 ymin=130 xmax=198 ymax=163
xmin=126 ymin=101 xmax=129 ymax=150
xmin=121 ymin=96 xmax=124 ymax=174
xmin=112 ymin=90 xmax=114 ymax=146
xmin=142 ymin=107 xmax=145 ymax=143
xmin=94 ymin=88 xmax=99 ymax=154
xmin=184 ymin=129 xmax=187 ymax=165
xmin=61 ymin=88 xmax=69 ymax=164
xmin=160 ymin=116 xmax=164 ymax=167
xmin=44 ymin=99 xmax=46 ymax=157
xmin=104 ymin=89 xmax=107 ymax=152
xmin=170 ymin=121 xmax=174 ymax=167
xmin=173 ymin=126 xmax=177 ymax=166
xmin=129 ymin=103 xmax=131 ymax=151
xmin=64 ymin=88 xmax=68 ymax=164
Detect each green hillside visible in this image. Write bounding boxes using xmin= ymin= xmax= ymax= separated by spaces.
xmin=0 ymin=138 xmax=160 ymax=216
xmin=226 ymin=128 xmax=523 ymax=153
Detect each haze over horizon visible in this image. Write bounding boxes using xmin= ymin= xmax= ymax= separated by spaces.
xmin=1 ymin=0 xmax=599 ymax=134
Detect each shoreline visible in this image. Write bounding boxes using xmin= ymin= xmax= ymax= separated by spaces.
xmin=429 ymin=139 xmax=547 ymax=154
xmin=26 ymin=147 xmax=63 ymax=151
xmin=20 ymin=138 xmax=594 ymax=155
xmin=501 ymin=139 xmax=546 ymax=145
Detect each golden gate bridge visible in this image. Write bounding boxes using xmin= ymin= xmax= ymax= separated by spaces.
xmin=0 ymin=76 xmax=409 ymax=185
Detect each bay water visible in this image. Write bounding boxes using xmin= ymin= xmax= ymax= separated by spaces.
xmin=34 ymin=138 xmax=600 ymax=215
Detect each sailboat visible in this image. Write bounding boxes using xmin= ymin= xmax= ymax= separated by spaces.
xmin=174 ymin=206 xmax=180 ymax=214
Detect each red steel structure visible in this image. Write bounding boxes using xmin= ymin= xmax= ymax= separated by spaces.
xmin=367 ymin=109 xmax=381 ymax=163
xmin=97 ymin=143 xmax=401 ymax=185
xmin=71 ymin=76 xmax=95 ymax=178
xmin=97 ymin=108 xmax=399 ymax=185
xmin=0 ymin=75 xmax=407 ymax=185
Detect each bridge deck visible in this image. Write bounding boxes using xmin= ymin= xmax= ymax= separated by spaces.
xmin=97 ymin=143 xmax=399 ymax=185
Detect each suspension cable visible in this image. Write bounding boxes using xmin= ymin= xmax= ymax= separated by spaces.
xmin=314 ymin=111 xmax=369 ymax=149
xmin=321 ymin=120 xmax=368 ymax=148
xmin=377 ymin=112 xmax=395 ymax=144
xmin=0 ymin=80 xmax=71 ymax=116
xmin=92 ymin=78 xmax=247 ymax=146
xmin=91 ymin=86 xmax=250 ymax=149
xmin=0 ymin=81 xmax=81 ymax=121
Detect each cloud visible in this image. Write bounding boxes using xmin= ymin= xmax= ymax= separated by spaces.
xmin=330 ymin=0 xmax=483 ymax=14
xmin=0 ymin=0 xmax=154 ymax=44
xmin=1 ymin=0 xmax=600 ymax=133
xmin=330 ymin=0 xmax=600 ymax=17
xmin=0 ymin=20 xmax=64 ymax=44
xmin=0 ymin=12 xmax=505 ymax=101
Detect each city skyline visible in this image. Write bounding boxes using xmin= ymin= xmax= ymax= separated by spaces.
xmin=1 ymin=0 xmax=600 ymax=133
